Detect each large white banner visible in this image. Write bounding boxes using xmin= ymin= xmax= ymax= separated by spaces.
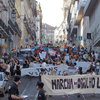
xmin=21 ymin=62 xmax=91 ymax=76
xmin=21 ymin=65 xmax=69 ymax=76
xmin=42 ymin=75 xmax=100 ymax=95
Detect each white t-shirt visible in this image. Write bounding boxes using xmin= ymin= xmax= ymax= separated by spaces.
xmin=93 ymin=62 xmax=95 ymax=67
xmin=39 ymin=52 xmax=43 ymax=59
xmin=83 ymin=54 xmax=86 ymax=60
xmin=95 ymin=53 xmax=98 ymax=60
xmin=6 ymin=65 xmax=10 ymax=72
xmin=92 ymin=72 xmax=96 ymax=75
xmin=42 ymin=62 xmax=46 ymax=68
xmin=42 ymin=52 xmax=46 ymax=59
xmin=39 ymin=52 xmax=46 ymax=60
xmin=96 ymin=62 xmax=99 ymax=69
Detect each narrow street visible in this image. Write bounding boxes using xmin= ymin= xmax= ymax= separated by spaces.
xmin=0 ymin=76 xmax=38 ymax=100
xmin=1 ymin=76 xmax=100 ymax=100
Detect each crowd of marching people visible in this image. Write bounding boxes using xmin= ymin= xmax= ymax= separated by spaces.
xmin=0 ymin=45 xmax=100 ymax=80
xmin=0 ymin=44 xmax=100 ymax=100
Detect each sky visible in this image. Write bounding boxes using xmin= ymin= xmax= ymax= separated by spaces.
xmin=36 ymin=0 xmax=63 ymax=27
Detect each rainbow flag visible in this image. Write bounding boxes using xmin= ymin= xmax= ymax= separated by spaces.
xmin=42 ymin=47 xmax=49 ymax=53
xmin=42 ymin=47 xmax=48 ymax=51
xmin=10 ymin=49 xmax=16 ymax=56
xmin=9 ymin=49 xmax=17 ymax=59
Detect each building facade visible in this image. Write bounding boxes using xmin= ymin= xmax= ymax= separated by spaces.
xmin=84 ymin=0 xmax=100 ymax=52
xmin=67 ymin=0 xmax=88 ymax=48
xmin=0 ymin=0 xmax=39 ymax=57
xmin=0 ymin=0 xmax=9 ymax=57
xmin=67 ymin=0 xmax=100 ymax=52
xmin=20 ymin=0 xmax=37 ymax=47
xmin=42 ymin=23 xmax=56 ymax=44
xmin=36 ymin=1 xmax=43 ymax=44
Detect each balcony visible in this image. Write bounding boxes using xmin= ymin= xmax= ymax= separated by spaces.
xmin=93 ymin=32 xmax=100 ymax=47
xmin=75 ymin=0 xmax=87 ymax=25
xmin=9 ymin=0 xmax=15 ymax=6
xmin=84 ymin=0 xmax=98 ymax=16
xmin=15 ymin=22 xmax=22 ymax=37
xmin=24 ymin=16 xmax=35 ymax=40
xmin=0 ymin=18 xmax=8 ymax=37
xmin=71 ymin=26 xmax=78 ymax=36
xmin=8 ymin=19 xmax=15 ymax=34
xmin=0 ymin=0 xmax=8 ymax=11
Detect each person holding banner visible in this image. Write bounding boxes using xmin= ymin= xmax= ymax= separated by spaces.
xmin=39 ymin=69 xmax=45 ymax=81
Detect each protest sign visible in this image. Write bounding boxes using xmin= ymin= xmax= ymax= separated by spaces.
xmin=21 ymin=65 xmax=69 ymax=76
xmin=21 ymin=62 xmax=91 ymax=76
xmin=42 ymin=74 xmax=100 ymax=95
xmin=76 ymin=62 xmax=91 ymax=73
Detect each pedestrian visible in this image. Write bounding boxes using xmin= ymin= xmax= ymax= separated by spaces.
xmin=36 ymin=81 xmax=47 ymax=100
xmin=5 ymin=62 xmax=11 ymax=79
xmin=94 ymin=52 xmax=98 ymax=61
xmin=23 ymin=58 xmax=29 ymax=68
xmin=15 ymin=62 xmax=21 ymax=76
xmin=39 ymin=68 xmax=45 ymax=81
xmin=8 ymin=75 xmax=24 ymax=100
xmin=96 ymin=60 xmax=99 ymax=75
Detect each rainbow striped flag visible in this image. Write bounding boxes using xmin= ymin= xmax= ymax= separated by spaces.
xmin=42 ymin=47 xmax=48 ymax=51
xmin=48 ymin=49 xmax=56 ymax=56
xmin=42 ymin=47 xmax=49 ymax=53
xmin=10 ymin=49 xmax=17 ymax=56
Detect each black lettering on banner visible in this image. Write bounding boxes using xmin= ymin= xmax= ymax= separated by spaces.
xmin=48 ymin=73 xmax=50 ymax=75
xmin=57 ymin=79 xmax=60 ymax=89
xmin=44 ymin=68 xmax=49 ymax=72
xmin=85 ymin=78 xmax=88 ymax=88
xmin=70 ymin=79 xmax=74 ymax=89
xmin=44 ymin=68 xmax=53 ymax=72
xmin=44 ymin=71 xmax=47 ymax=75
xmin=58 ymin=71 xmax=61 ymax=75
xmin=92 ymin=77 xmax=95 ymax=88
xmin=80 ymin=78 xmax=83 ymax=88
xmin=28 ymin=72 xmax=33 ymax=76
xmin=89 ymin=77 xmax=92 ymax=88
xmin=37 ymin=69 xmax=40 ymax=72
xmin=35 ymin=72 xmax=38 ymax=75
xmin=97 ymin=78 xmax=100 ymax=88
xmin=77 ymin=78 xmax=81 ymax=88
xmin=60 ymin=79 xmax=64 ymax=89
xmin=64 ymin=79 xmax=67 ymax=89
xmin=54 ymin=67 xmax=58 ymax=72
xmin=77 ymin=78 xmax=89 ymax=89
xmin=67 ymin=79 xmax=73 ymax=89
xmin=52 ymin=80 xmax=56 ymax=89
xmin=49 ymin=68 xmax=53 ymax=72
xmin=63 ymin=71 xmax=66 ymax=75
